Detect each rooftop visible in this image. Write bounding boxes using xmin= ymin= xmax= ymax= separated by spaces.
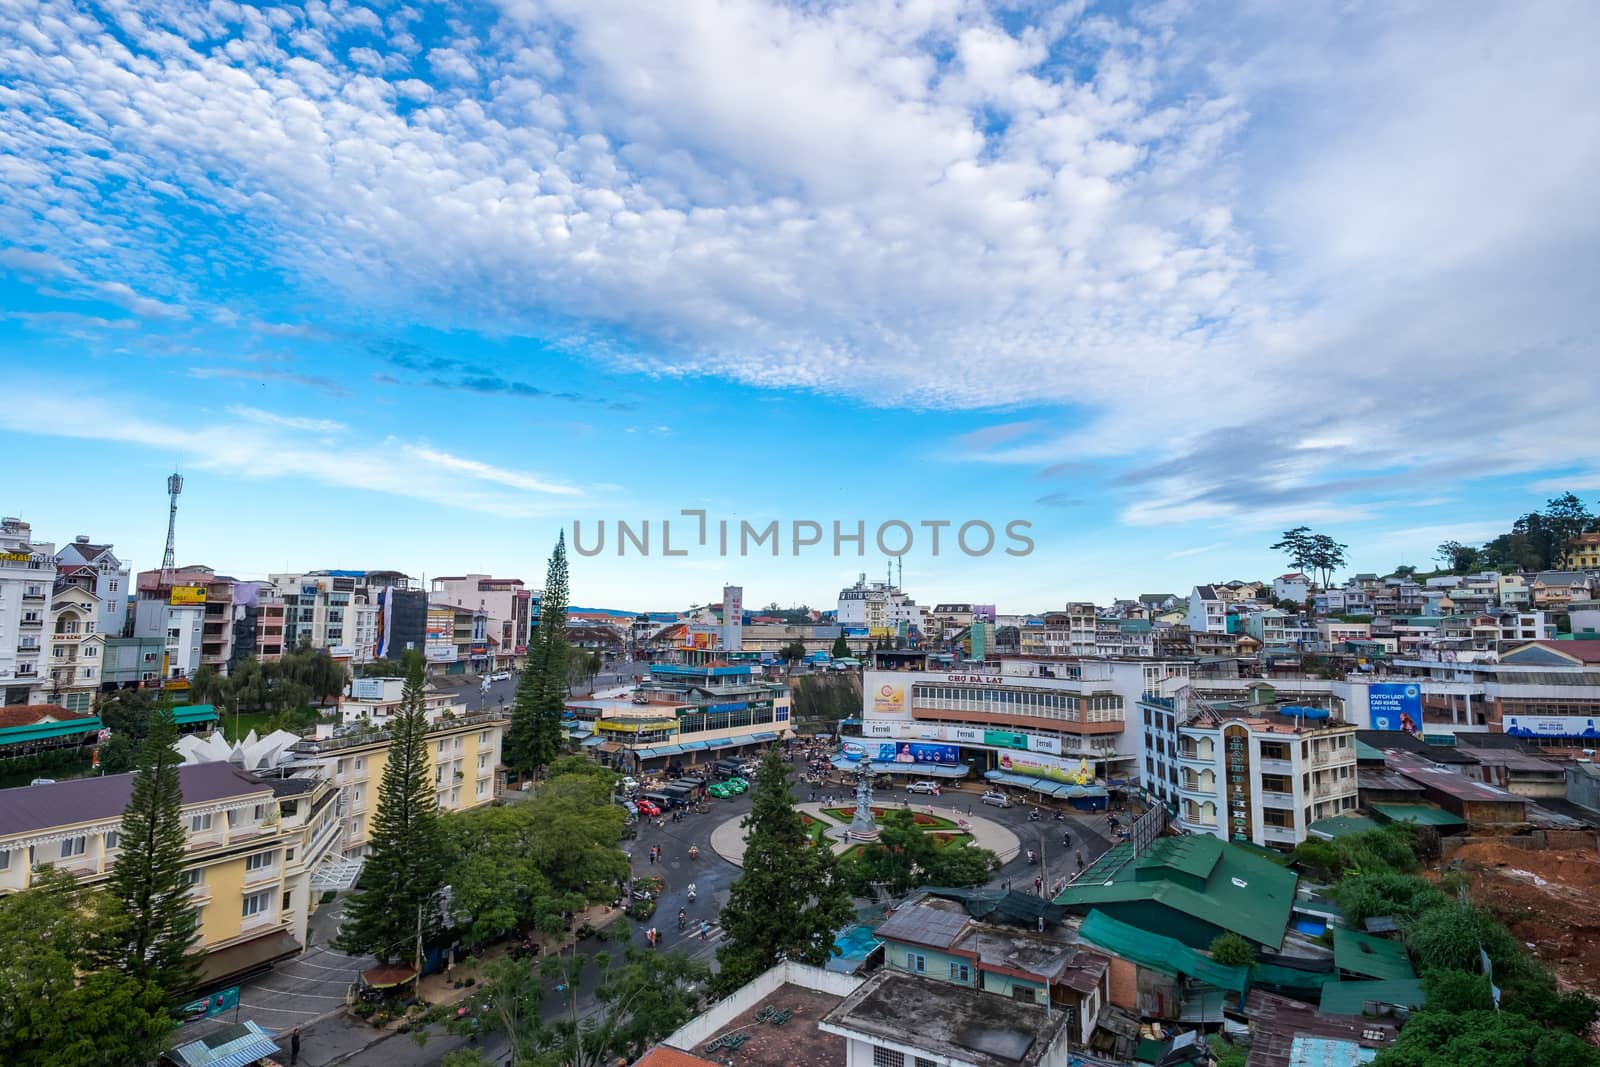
xmin=0 ymin=704 xmax=96 ymax=730
xmin=1053 ymin=836 xmax=1298 ymax=948
xmin=1332 ymin=928 xmax=1415 ymax=982
xmin=873 ymin=895 xmax=971 ymax=949
xmin=676 ymin=981 xmax=847 ymax=1067
xmin=1241 ymin=990 xmax=1397 ymax=1067
xmin=0 ymin=762 xmax=272 ymax=838
xmin=822 ymin=970 xmax=1069 ymax=1067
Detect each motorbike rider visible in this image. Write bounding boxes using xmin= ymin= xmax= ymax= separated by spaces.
xmin=678 ymin=908 xmax=688 ymax=929
xmin=687 ymin=882 xmax=697 ymax=901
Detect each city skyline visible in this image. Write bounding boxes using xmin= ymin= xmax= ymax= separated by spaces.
xmin=3 ymin=1 xmax=1597 ymax=608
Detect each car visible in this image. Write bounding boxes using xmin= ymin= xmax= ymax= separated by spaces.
xmin=724 ymin=777 xmax=749 ymax=794
xmin=489 ymin=671 xmax=511 ymax=682
xmin=906 ymin=781 xmax=940 ymax=795
xmin=708 ymin=782 xmax=736 ymax=799
xmin=980 ymin=791 xmax=1011 ymax=808
xmin=620 ymin=776 xmax=640 ymax=794
xmin=635 ymin=799 xmax=662 ymax=817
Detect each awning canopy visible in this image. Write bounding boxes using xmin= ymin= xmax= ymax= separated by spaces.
xmin=164 ymin=1020 xmax=282 ymax=1067
xmin=706 ymin=737 xmax=734 ymax=749
xmin=750 ymin=732 xmax=779 ymax=742
xmin=983 ymin=770 xmax=1105 ymax=798
xmin=195 ymin=929 xmax=302 ymax=987
xmin=580 ymin=735 xmax=607 ymax=748
xmin=680 ymin=740 xmax=709 ymax=751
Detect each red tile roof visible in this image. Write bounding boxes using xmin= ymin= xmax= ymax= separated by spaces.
xmin=633 ymin=1048 xmax=720 ymax=1067
xmin=0 ymin=705 xmax=95 ymax=729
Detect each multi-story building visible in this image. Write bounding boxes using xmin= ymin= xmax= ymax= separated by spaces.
xmin=425 ymin=602 xmax=488 ymax=675
xmin=1187 ymin=586 xmax=1228 ymax=634
xmin=284 ymin=711 xmax=507 ymax=859
xmin=1529 ymin=571 xmax=1590 ymax=609
xmin=53 ymin=536 xmax=130 ymax=639
xmin=0 ymin=517 xmax=55 ymax=706
xmin=267 ymin=570 xmax=423 ymax=663
xmin=835 ymin=574 xmax=925 ymax=640
xmin=132 ymin=567 xmax=212 ymax=683
xmin=1568 ymin=532 xmax=1600 ymax=571
xmin=41 ymin=583 xmax=105 ymax=712
xmin=1272 ymin=573 xmax=1310 ymax=604
xmin=0 ymin=762 xmax=341 ymax=990
xmin=1018 ymin=604 xmax=1097 ymax=657
xmin=429 ymin=574 xmax=534 ymax=669
xmin=101 ymin=635 xmax=164 ymax=689
xmin=580 ymin=660 xmax=792 ymax=775
xmin=1149 ymin=690 xmax=1359 ymax=850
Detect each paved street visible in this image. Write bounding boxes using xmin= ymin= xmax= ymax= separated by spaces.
xmin=247 ymin=743 xmax=1120 ymax=1065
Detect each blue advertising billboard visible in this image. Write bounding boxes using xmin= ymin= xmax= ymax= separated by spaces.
xmin=876 ymin=742 xmax=960 ymax=765
xmin=1368 ymin=683 xmax=1422 ymax=733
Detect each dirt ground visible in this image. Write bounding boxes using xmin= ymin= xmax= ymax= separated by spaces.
xmin=1448 ymin=842 xmax=1600 ymax=992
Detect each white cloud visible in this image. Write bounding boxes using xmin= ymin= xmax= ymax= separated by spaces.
xmin=0 ymin=0 xmax=1596 ymax=528
xmin=0 ymin=385 xmax=584 ymax=518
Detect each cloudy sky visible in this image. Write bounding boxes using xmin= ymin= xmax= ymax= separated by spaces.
xmin=2 ymin=0 xmax=1596 ymax=611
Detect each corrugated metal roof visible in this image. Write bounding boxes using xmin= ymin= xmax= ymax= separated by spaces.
xmin=1370 ymin=803 xmax=1467 ymax=828
xmin=1077 ymin=910 xmax=1250 ymax=998
xmin=874 ymin=899 xmax=971 ymax=949
xmin=1318 ymin=978 xmax=1426 ymax=1016
xmin=1332 ymin=928 xmax=1414 ymax=982
xmin=0 ymin=762 xmax=270 ymax=838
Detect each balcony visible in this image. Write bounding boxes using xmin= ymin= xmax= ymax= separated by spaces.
xmin=1178 ymin=773 xmax=1216 ymax=799
xmin=19 ymin=617 xmax=43 ymax=629
xmin=1258 ymin=757 xmax=1295 ymax=775
xmin=1260 ymin=790 xmax=1297 ymax=810
xmin=243 ymin=862 xmax=280 ymax=887
xmin=1178 ymin=811 xmax=1218 ymax=831
xmin=1177 ymin=745 xmax=1214 ymax=768
xmin=1260 ymin=824 xmax=1300 ymax=844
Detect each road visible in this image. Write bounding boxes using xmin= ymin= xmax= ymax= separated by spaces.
xmin=235 ymin=739 xmax=1119 ymax=1065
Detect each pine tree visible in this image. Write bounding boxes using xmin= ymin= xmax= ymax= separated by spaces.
xmin=98 ymin=701 xmax=202 ymax=999
xmin=337 ymin=653 xmax=447 ymax=964
xmin=714 ymin=748 xmax=852 ymax=993
xmin=830 ymin=633 xmax=850 ymax=660
xmin=506 ymin=533 xmax=572 ymax=778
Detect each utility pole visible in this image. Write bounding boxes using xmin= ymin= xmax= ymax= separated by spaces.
xmin=1038 ymin=828 xmax=1049 ymax=901
xmin=414 ymin=900 xmax=424 ymax=999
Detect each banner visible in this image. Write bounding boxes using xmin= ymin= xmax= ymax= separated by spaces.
xmin=876 ymin=742 xmax=959 ymax=765
xmin=1504 ymin=715 xmax=1599 ymax=739
xmin=169 ymin=585 xmax=206 ymax=605
xmin=841 ymin=741 xmax=866 ymax=760
xmin=1368 ymin=683 xmax=1422 ymax=733
xmin=984 ymin=729 xmax=1027 ymax=750
xmin=872 ymin=683 xmax=904 ymax=713
xmin=181 ymin=986 xmax=240 ymax=1022
xmin=997 ymin=750 xmax=1096 ymax=785
xmin=350 ymin=677 xmax=385 ymax=700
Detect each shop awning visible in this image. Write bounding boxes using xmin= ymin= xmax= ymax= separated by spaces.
xmin=195 ymin=929 xmax=302 ymax=987
xmin=165 ymin=1020 xmax=283 ymax=1067
xmin=679 ymin=740 xmax=709 ymax=751
xmin=580 ymin=736 xmax=607 ymax=748
xmin=654 ymin=744 xmax=686 ymax=757
xmin=706 ymin=737 xmax=734 ymax=749
xmin=634 ymin=747 xmax=662 ymax=760
xmin=750 ymin=732 xmax=779 ymax=742
xmin=982 ymin=770 xmax=1106 ymax=798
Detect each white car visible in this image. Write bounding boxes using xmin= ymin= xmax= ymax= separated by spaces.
xmin=906 ymin=781 xmax=940 ymax=795
xmin=620 ymin=776 xmax=640 ymax=794
xmin=489 ymin=671 xmax=512 ymax=682
xmin=981 ymin=791 xmax=1011 ymax=808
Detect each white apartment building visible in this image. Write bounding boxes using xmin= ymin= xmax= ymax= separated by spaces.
xmin=428 ymin=574 xmax=534 ymax=669
xmin=1187 ymin=586 xmax=1229 ymax=634
xmin=1272 ymin=573 xmax=1310 ymax=603
xmin=836 ymin=574 xmax=925 ymax=637
xmin=1018 ymin=604 xmax=1097 ymax=657
xmin=1146 ymin=689 xmax=1359 ymax=850
xmin=0 ymin=518 xmax=56 ymax=706
xmin=54 ymin=536 xmax=130 ymax=639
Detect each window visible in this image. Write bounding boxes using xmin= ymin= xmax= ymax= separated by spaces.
xmin=191 ymin=813 xmax=213 ymax=832
xmin=182 ymin=869 xmax=203 ymax=888
xmin=906 ymin=952 xmax=926 ymax=973
xmin=0 ymin=850 xmax=9 ymax=871
xmin=354 ymin=758 xmax=364 ymax=770
xmin=282 ymin=891 xmax=294 ymax=912
xmin=60 ymin=836 xmax=87 ymax=859
xmin=284 ymin=848 xmax=295 ymax=862
xmin=949 ymin=962 xmax=971 ymax=982
xmin=478 ymin=730 xmax=488 ymax=745
xmin=104 ymin=831 xmax=119 ymax=850
xmin=253 ymin=803 xmax=266 ymax=820
xmin=245 ymin=850 xmax=275 ymax=872
xmin=241 ymin=891 xmax=271 ymax=918
xmin=872 ymin=1047 xmax=905 ymax=1067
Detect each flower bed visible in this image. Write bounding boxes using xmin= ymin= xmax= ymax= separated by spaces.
xmin=821 ymin=806 xmax=957 ymax=830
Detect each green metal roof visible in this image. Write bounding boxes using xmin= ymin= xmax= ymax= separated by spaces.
xmin=1055 ymin=836 xmax=1298 ymax=948
xmin=1333 ymin=928 xmax=1415 ymax=982
xmin=1318 ymin=978 xmax=1426 ymax=1015
xmin=1078 ymin=910 xmax=1250 ymax=999
xmin=1308 ymin=815 xmax=1381 ymax=839
xmin=1251 ymin=962 xmax=1338 ymax=993
xmin=172 ymin=704 xmax=218 ymax=725
xmin=1354 ymin=740 xmax=1386 ymax=761
xmin=0 ymin=716 xmax=102 ymax=745
xmin=1370 ymin=803 xmax=1466 ymax=828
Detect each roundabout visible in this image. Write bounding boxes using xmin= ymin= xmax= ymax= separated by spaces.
xmin=708 ymin=797 xmax=1022 ymax=868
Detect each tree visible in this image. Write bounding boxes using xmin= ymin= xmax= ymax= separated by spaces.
xmin=0 ymin=868 xmax=176 ymax=1066
xmin=842 ymin=812 xmax=998 ymax=898
xmin=96 ymin=702 xmax=202 ymax=998
xmin=1372 ymin=1008 xmax=1599 ymax=1067
xmin=1305 ymin=532 xmax=1349 ymax=590
xmin=337 ymin=654 xmax=448 ymax=964
xmin=96 ymin=686 xmax=157 ymax=745
xmin=830 ymin=633 xmax=851 ymax=660
xmin=96 ymin=732 xmax=138 ymax=775
xmin=715 ymin=748 xmax=853 ymax=993
xmin=186 ymin=663 xmax=228 ymax=709
xmin=1436 ymin=540 xmax=1480 ymax=574
xmin=505 ymin=534 xmax=572 ymax=779
xmin=1271 ymin=527 xmax=1315 ymax=577
xmin=1392 ymin=564 xmax=1418 ymax=578
xmin=779 ymin=640 xmax=807 ymax=668
xmin=1545 ymin=492 xmax=1596 ymax=568
xmin=1208 ymin=932 xmax=1256 ymax=967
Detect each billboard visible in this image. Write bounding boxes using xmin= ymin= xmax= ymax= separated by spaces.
xmin=872 ymin=683 xmax=905 ymax=713
xmin=972 ymin=604 xmax=996 ymax=623
xmin=876 ymin=742 xmax=960 ymax=765
xmin=181 ymin=986 xmax=240 ymax=1022
xmin=983 ymin=729 xmax=1028 ymax=750
xmin=841 ymin=740 xmax=867 ymax=760
xmin=425 ymin=644 xmax=456 ymax=663
xmin=997 ymin=750 xmax=1096 ymax=785
xmin=350 ymin=677 xmax=385 ymax=700
xmin=1369 ymin=682 xmax=1422 ymax=732
xmin=1504 ymin=716 xmax=1600 ymax=739
xmin=841 ymin=626 xmax=869 ymax=638
xmin=869 ymin=626 xmax=897 ymax=640
xmin=169 ymin=585 xmax=206 ymax=605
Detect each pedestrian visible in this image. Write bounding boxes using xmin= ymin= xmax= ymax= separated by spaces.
xmin=290 ymin=1027 xmax=301 ymax=1065
xmin=1034 ymin=875 xmax=1042 ymax=894
xmin=1037 ymin=915 xmax=1045 ymax=933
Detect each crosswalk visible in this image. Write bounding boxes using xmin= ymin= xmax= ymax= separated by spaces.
xmin=662 ymin=919 xmax=724 ymax=957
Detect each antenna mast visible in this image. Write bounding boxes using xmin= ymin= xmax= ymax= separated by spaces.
xmin=161 ymin=472 xmax=183 ymax=587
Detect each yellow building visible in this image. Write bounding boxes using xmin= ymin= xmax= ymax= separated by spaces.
xmin=1568 ymin=533 xmax=1600 ymax=571
xmin=0 ymin=762 xmax=340 ymax=990
xmin=285 ymin=711 xmax=508 ymax=857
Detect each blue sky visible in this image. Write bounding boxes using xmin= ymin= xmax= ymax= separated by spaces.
xmin=2 ymin=0 xmax=1597 ymax=612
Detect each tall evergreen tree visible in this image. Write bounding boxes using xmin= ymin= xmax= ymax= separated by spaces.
xmin=98 ymin=702 xmax=202 ymax=999
xmin=337 ymin=653 xmax=447 ymax=964
xmin=714 ymin=748 xmax=852 ymax=993
xmin=830 ymin=633 xmax=851 ymax=660
xmin=506 ymin=533 xmax=571 ymax=778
